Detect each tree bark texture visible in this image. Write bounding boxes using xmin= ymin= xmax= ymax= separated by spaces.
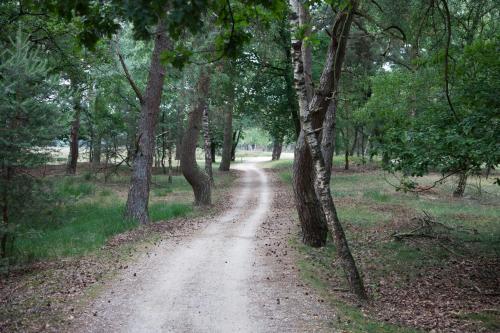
xmin=219 ymin=101 xmax=233 ymax=171
xmin=453 ymin=171 xmax=468 ymax=197
xmin=231 ymin=129 xmax=240 ymax=161
xmin=180 ymin=69 xmax=212 ymax=206
xmin=290 ymin=0 xmax=328 ymax=247
xmin=67 ymin=98 xmax=81 ymax=175
xmin=92 ymin=133 xmax=101 ymax=171
xmin=289 ymin=0 xmax=367 ymax=300
xmin=271 ymin=139 xmax=283 ymax=161
xmin=322 ymin=99 xmax=337 ymax=183
xmin=202 ymin=104 xmax=214 ymax=184
xmin=125 ymin=21 xmax=171 ymax=224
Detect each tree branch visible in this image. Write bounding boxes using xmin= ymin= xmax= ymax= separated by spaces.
xmin=116 ymin=47 xmax=144 ymax=105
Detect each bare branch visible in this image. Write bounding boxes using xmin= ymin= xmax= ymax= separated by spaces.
xmin=115 ymin=45 xmax=144 ymax=105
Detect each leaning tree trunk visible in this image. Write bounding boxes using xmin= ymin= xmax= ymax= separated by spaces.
xmin=67 ymin=98 xmax=81 ymax=175
xmin=453 ymin=171 xmax=468 ymax=197
xmin=291 ymin=1 xmax=328 ymax=247
xmin=180 ymin=69 xmax=212 ymax=206
xmin=219 ymin=103 xmax=233 ymax=171
xmin=322 ymin=100 xmax=337 ymax=183
xmin=230 ymin=129 xmax=241 ymax=161
xmin=202 ymin=104 xmax=214 ymax=184
xmin=290 ymin=0 xmax=366 ymax=300
xmin=125 ymin=21 xmax=171 ymax=224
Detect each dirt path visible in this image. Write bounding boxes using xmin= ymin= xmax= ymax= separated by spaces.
xmin=76 ymin=163 xmax=332 ymax=332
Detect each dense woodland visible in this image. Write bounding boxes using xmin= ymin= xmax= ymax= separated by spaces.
xmin=0 ymin=0 xmax=499 ymax=332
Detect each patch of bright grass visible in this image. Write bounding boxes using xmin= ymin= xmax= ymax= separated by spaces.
xmin=13 ymin=203 xmax=135 ymax=261
xmin=363 ymin=190 xmax=391 ymax=202
xmin=54 ymin=177 xmax=95 ymax=198
xmin=338 ymin=206 xmax=391 ymax=227
xmin=149 ymin=202 xmax=192 ymax=222
xmin=11 ymin=201 xmax=192 ymax=262
xmin=279 ymin=171 xmax=292 ymax=184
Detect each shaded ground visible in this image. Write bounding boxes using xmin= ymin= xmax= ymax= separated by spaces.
xmin=73 ymin=163 xmax=332 ymax=332
xmin=271 ymin=160 xmax=500 ymax=332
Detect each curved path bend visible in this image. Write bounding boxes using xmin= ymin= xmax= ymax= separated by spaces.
xmin=78 ymin=163 xmax=332 ymax=332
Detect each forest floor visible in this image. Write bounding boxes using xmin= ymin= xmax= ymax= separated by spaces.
xmin=1 ymin=157 xmax=499 ymax=332
xmin=268 ymin=158 xmax=500 ymax=333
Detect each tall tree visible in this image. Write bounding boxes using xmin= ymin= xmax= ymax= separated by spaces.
xmin=124 ymin=19 xmax=172 ymax=224
xmin=291 ymin=2 xmax=328 ymax=247
xmin=181 ymin=69 xmax=212 ymax=206
xmin=289 ymin=0 xmax=367 ymax=299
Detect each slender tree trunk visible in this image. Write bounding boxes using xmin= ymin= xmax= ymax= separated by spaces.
xmin=453 ymin=171 xmax=468 ymax=197
xmin=230 ymin=129 xmax=241 ymax=161
xmin=210 ymin=143 xmax=216 ymax=163
xmin=322 ymin=100 xmax=337 ymax=182
xmin=125 ymin=21 xmax=171 ymax=224
xmin=167 ymin=145 xmax=173 ymax=184
xmin=67 ymin=99 xmax=81 ymax=175
xmin=92 ymin=133 xmax=101 ymax=172
xmin=180 ymin=69 xmax=212 ymax=206
xmin=290 ymin=0 xmax=366 ymax=300
xmin=202 ymin=104 xmax=214 ymax=184
xmin=271 ymin=138 xmax=283 ymax=161
xmin=219 ymin=103 xmax=233 ymax=171
xmin=344 ymin=150 xmax=349 ymax=170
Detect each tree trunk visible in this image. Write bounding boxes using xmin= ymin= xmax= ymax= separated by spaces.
xmin=125 ymin=21 xmax=171 ymax=224
xmin=92 ymin=133 xmax=101 ymax=172
xmin=293 ymin=136 xmax=329 ymax=247
xmin=290 ymin=0 xmax=366 ymax=300
xmin=219 ymin=103 xmax=233 ymax=171
xmin=202 ymin=104 xmax=214 ymax=184
xmin=167 ymin=145 xmax=173 ymax=184
xmin=210 ymin=143 xmax=216 ymax=163
xmin=290 ymin=1 xmax=328 ymax=247
xmin=67 ymin=99 xmax=81 ymax=175
xmin=344 ymin=149 xmax=349 ymax=170
xmin=271 ymin=138 xmax=283 ymax=161
xmin=322 ymin=100 xmax=337 ymax=182
xmin=230 ymin=129 xmax=241 ymax=161
xmin=181 ymin=69 xmax=212 ymax=206
xmin=453 ymin=171 xmax=468 ymax=197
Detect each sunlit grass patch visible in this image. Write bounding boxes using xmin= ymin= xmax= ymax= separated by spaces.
xmin=149 ymin=202 xmax=192 ymax=222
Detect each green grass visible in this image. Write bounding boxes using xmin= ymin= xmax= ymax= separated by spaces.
xmin=11 ymin=200 xmax=192 ymax=262
xmin=460 ymin=311 xmax=500 ymax=331
xmin=149 ymin=202 xmax=192 ymax=221
xmin=7 ymin=171 xmax=201 ymax=263
xmin=54 ymin=177 xmax=96 ymax=197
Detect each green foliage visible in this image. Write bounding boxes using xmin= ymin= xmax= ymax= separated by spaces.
xmin=0 ymin=31 xmax=66 ymax=256
xmin=366 ymin=38 xmax=500 ymax=184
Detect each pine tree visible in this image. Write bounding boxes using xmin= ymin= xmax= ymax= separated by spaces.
xmin=0 ymin=31 xmax=64 ymax=257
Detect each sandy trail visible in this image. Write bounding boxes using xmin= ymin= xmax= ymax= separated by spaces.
xmin=77 ymin=162 xmax=332 ymax=332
